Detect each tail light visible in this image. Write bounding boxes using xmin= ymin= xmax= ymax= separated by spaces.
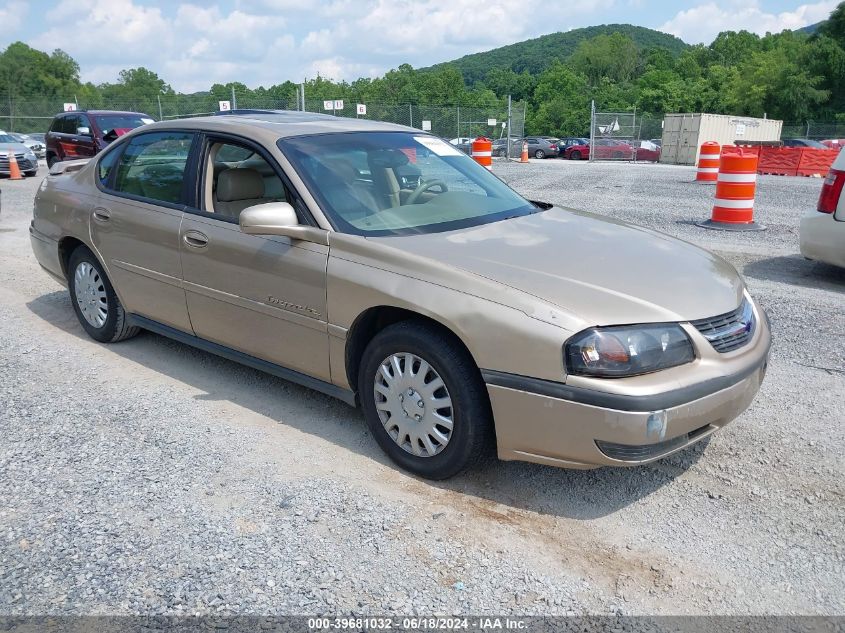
xmin=817 ymin=168 xmax=844 ymax=213
xmin=550 ymin=144 xmax=557 ymax=150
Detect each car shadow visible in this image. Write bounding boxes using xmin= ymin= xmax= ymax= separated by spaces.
xmin=742 ymin=254 xmax=845 ymax=293
xmin=27 ymin=290 xmax=705 ymax=520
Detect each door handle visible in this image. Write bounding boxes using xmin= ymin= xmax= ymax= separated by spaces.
xmin=92 ymin=207 xmax=111 ymax=222
xmin=183 ymin=230 xmax=209 ymax=248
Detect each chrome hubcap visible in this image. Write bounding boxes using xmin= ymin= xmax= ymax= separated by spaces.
xmin=73 ymin=261 xmax=108 ymax=328
xmin=374 ymin=353 xmax=454 ymax=457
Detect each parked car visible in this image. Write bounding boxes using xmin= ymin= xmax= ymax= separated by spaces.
xmin=8 ymin=132 xmax=45 ymax=158
xmin=782 ymin=138 xmax=828 ymax=148
xmin=491 ymin=137 xmax=521 ymax=157
xmin=556 ymin=138 xmax=589 ymax=156
xmin=45 ymin=110 xmax=155 ymax=167
xmin=800 ymin=148 xmax=845 ymax=268
xmin=520 ymin=136 xmax=559 ymax=159
xmin=564 ymin=138 xmax=635 ymax=160
xmin=26 ymin=132 xmax=46 ymax=144
xmin=0 ymin=130 xmax=39 ymax=176
xmin=449 ymin=137 xmax=473 ymax=147
xmin=634 ymin=140 xmax=661 ymax=162
xmin=821 ymin=139 xmax=845 ymax=149
xmin=30 ymin=111 xmax=771 ymax=479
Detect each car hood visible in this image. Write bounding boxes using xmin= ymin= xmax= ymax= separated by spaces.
xmin=0 ymin=142 xmax=33 ymax=154
xmin=380 ymin=207 xmax=744 ymax=327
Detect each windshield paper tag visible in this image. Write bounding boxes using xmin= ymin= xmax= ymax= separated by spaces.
xmin=414 ymin=136 xmax=462 ymax=156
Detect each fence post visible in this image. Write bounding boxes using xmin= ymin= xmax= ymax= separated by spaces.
xmin=589 ymin=100 xmax=596 ymax=163
xmin=506 ymin=96 xmax=512 ymax=160
xmin=408 ymin=103 xmax=413 ymax=128
xmin=231 ymin=86 xmax=237 ymax=110
xmin=157 ymin=95 xmax=163 ymax=121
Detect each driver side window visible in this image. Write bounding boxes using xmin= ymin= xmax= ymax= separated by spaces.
xmin=204 ymin=141 xmax=290 ymax=221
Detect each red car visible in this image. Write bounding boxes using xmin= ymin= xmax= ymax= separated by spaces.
xmin=564 ymin=138 xmax=635 ymax=160
xmin=45 ymin=110 xmax=154 ymax=167
xmin=821 ymin=139 xmax=845 ymax=149
xmin=634 ymin=141 xmax=661 ymax=162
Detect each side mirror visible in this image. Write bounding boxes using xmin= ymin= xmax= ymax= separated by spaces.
xmin=239 ymin=202 xmax=328 ymax=245
xmin=77 ymin=126 xmax=91 ymax=136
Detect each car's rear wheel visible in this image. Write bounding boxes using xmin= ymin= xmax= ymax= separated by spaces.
xmin=24 ymin=170 xmax=37 ymax=177
xmin=534 ymin=150 xmax=545 ymax=159
xmin=359 ymin=321 xmax=492 ymax=479
xmin=570 ymin=150 xmax=582 ymax=160
xmin=67 ymin=246 xmax=139 ymax=343
xmin=46 ymin=154 xmax=58 ymax=168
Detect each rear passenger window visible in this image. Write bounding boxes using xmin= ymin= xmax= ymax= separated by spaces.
xmin=97 ymin=147 xmax=120 ymax=186
xmin=113 ymin=132 xmax=193 ymax=205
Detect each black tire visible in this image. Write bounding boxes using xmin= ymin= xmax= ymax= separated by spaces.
xmin=613 ymin=151 xmax=624 ymax=159
xmin=46 ymin=154 xmax=58 ymax=168
xmin=67 ymin=246 xmax=139 ymax=343
xmin=358 ymin=320 xmax=493 ymax=479
xmin=24 ymin=170 xmax=37 ymax=177
xmin=570 ymin=150 xmax=582 ymax=160
xmin=534 ymin=149 xmax=545 ymax=159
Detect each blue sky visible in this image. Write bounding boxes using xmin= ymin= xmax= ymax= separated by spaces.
xmin=0 ymin=0 xmax=837 ymax=92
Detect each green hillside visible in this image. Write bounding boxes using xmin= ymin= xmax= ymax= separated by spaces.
xmin=425 ymin=24 xmax=689 ymax=85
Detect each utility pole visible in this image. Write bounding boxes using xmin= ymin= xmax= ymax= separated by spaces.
xmin=301 ymin=81 xmax=305 ymax=111
xmin=231 ymin=85 xmax=237 ymax=110
xmin=295 ymin=87 xmax=299 ymax=111
xmin=157 ymin=95 xmax=163 ymax=121
xmin=409 ymin=103 xmax=413 ymax=128
xmin=506 ymin=95 xmax=512 ymax=159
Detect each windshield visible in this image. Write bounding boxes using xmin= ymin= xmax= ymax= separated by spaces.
xmin=96 ymin=114 xmax=154 ymax=133
xmin=279 ymin=132 xmax=537 ymax=237
xmin=0 ymin=134 xmax=17 ymax=143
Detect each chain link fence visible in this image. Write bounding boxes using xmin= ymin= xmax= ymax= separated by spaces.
xmin=589 ymin=107 xmax=663 ymax=162
xmin=781 ymin=120 xmax=845 ymax=141
xmin=0 ymin=93 xmax=525 ymax=143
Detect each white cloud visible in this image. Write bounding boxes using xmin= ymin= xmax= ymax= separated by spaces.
xmin=658 ymin=0 xmax=837 ymax=44
xmin=20 ymin=0 xmax=614 ymax=91
xmin=0 ymin=1 xmax=31 ymax=45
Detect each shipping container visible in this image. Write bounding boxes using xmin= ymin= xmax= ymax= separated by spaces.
xmin=659 ymin=113 xmax=783 ymax=165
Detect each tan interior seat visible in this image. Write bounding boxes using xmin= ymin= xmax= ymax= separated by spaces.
xmin=215 ymin=169 xmax=265 ymax=219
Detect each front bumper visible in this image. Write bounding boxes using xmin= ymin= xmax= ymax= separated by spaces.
xmin=484 ymin=314 xmax=771 ymax=469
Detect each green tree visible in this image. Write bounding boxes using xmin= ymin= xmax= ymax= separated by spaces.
xmin=570 ymin=33 xmax=639 ymax=85
xmin=528 ymin=62 xmax=590 ymax=135
xmin=817 ymin=1 xmax=845 ymax=50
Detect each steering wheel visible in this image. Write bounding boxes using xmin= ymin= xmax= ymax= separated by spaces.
xmin=406 ymin=179 xmax=448 ymax=205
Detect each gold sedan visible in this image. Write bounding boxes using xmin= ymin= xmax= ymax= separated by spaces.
xmin=30 ymin=111 xmax=771 ymax=479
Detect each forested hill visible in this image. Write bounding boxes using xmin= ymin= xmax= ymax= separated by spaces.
xmin=424 ymin=24 xmax=688 ymax=84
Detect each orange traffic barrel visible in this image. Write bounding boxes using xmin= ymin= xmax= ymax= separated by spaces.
xmin=698 ymin=149 xmax=765 ymax=231
xmin=695 ymin=141 xmax=720 ymax=183
xmin=520 ymin=141 xmax=529 ymax=163
xmin=471 ymin=137 xmax=492 ymax=170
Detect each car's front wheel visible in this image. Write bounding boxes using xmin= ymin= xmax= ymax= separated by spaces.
xmin=359 ymin=321 xmax=492 ymax=479
xmin=67 ymin=246 xmax=139 ymax=343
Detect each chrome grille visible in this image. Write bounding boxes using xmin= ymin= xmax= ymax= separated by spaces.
xmin=0 ymin=153 xmax=34 ymax=171
xmin=690 ymin=298 xmax=755 ymax=353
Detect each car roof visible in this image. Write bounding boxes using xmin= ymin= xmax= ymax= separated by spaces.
xmin=139 ymin=109 xmax=417 ymax=139
xmin=58 ymin=110 xmax=150 ymax=116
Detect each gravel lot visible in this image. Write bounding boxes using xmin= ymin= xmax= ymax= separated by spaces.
xmin=0 ymin=159 xmax=843 ymax=617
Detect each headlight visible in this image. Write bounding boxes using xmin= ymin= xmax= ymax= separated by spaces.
xmin=564 ymin=324 xmax=694 ymax=378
